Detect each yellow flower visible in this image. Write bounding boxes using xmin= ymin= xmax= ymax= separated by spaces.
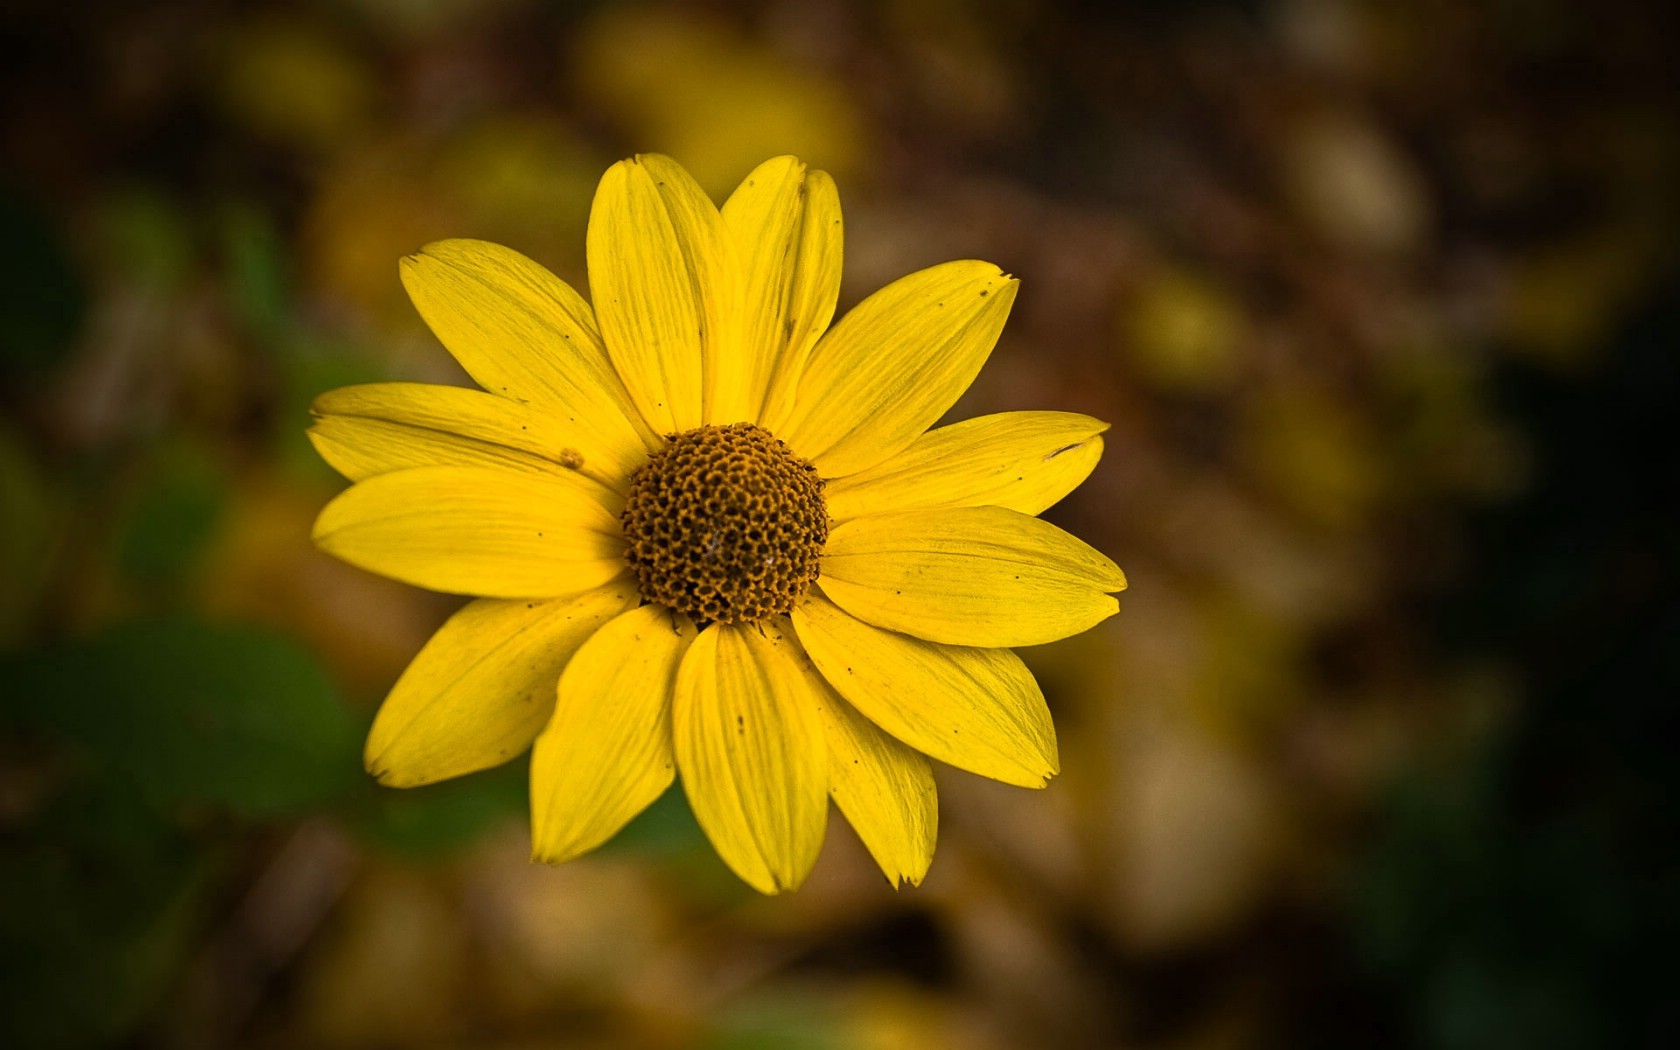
xmin=309 ymin=155 xmax=1126 ymax=892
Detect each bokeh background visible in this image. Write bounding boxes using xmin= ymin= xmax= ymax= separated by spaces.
xmin=2 ymin=1 xmax=1676 ymax=1047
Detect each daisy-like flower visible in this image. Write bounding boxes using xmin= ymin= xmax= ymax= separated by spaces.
xmin=309 ymin=154 xmax=1125 ymax=892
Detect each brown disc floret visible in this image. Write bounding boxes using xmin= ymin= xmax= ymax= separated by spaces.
xmin=620 ymin=423 xmax=828 ymax=625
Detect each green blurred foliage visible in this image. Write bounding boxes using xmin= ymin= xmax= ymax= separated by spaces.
xmin=0 ymin=618 xmax=361 ymax=1046
xmin=1352 ymin=293 xmax=1679 ymax=1050
xmin=0 ymin=773 xmax=213 ymax=1050
xmin=3 ymin=619 xmax=360 ymax=818
xmin=117 ymin=442 xmax=227 ymax=590
xmin=0 ymin=188 xmax=84 ymax=378
xmin=349 ymin=759 xmax=528 ymax=858
xmin=698 ymin=994 xmax=854 ymax=1050
xmin=0 ymin=426 xmax=57 ymax=643
xmin=219 ymin=201 xmax=293 ymax=346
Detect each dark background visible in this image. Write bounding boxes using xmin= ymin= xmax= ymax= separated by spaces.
xmin=2 ymin=1 xmax=1676 ymax=1047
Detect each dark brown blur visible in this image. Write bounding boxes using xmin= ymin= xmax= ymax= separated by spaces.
xmin=2 ymin=1 xmax=1676 ymax=1048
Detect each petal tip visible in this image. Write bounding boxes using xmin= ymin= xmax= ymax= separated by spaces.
xmin=529 ymin=819 xmax=587 ymax=867
xmin=364 ymin=735 xmax=421 ymax=787
xmin=302 ymin=422 xmax=331 ymax=452
xmin=405 ymin=238 xmax=497 ymax=269
xmin=401 ymin=242 xmax=448 ymax=268
xmin=370 ymin=764 xmax=424 ymax=789
xmin=529 ymin=844 xmax=562 ymax=866
xmin=626 ymin=152 xmax=690 ymax=182
xmin=737 ymin=868 xmax=785 ymax=896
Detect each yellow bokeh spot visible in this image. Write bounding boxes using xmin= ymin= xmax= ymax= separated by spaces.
xmin=214 ymin=17 xmax=374 ymax=153
xmin=1243 ymin=382 xmax=1386 ymax=532
xmin=432 ymin=116 xmax=604 ymax=274
xmin=301 ymin=120 xmax=606 ymax=334
xmin=1123 ymin=267 xmax=1248 ymax=393
xmin=1500 ymin=229 xmax=1653 ymax=369
xmin=301 ymin=147 xmax=463 ymax=333
xmin=571 ymin=9 xmax=866 ymax=197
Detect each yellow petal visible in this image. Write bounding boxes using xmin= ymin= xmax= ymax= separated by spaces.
xmin=819 ymin=506 xmax=1125 ymax=647
xmin=530 ymin=604 xmax=697 ymax=863
xmin=312 ymin=466 xmax=626 ymax=598
xmin=587 ymin=154 xmax=736 ymax=434
xmin=308 ymin=382 xmax=628 ymax=493
xmin=824 ymin=411 xmax=1109 ymax=522
xmin=812 ymin=670 xmax=937 ymax=887
xmin=673 ymin=622 xmax=827 ymax=894
xmin=366 ymin=583 xmax=638 ymax=787
xmin=791 ymin=591 xmax=1057 ymax=788
xmin=778 ymin=261 xmax=1017 ymax=478
xmin=721 ymin=156 xmax=842 ymax=430
xmin=399 ymin=239 xmax=654 ymax=478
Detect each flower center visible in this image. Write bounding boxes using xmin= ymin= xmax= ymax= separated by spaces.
xmin=621 ymin=423 xmax=827 ymax=625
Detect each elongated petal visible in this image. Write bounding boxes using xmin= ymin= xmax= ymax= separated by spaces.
xmin=813 ymin=670 xmax=938 ymax=887
xmin=531 ymin=605 xmax=697 ymax=863
xmin=722 ymin=156 xmax=842 ymax=429
xmin=778 ymin=261 xmax=1017 ymax=478
xmin=824 ymin=411 xmax=1109 ymax=522
xmin=792 ymin=592 xmax=1058 ymax=788
xmin=312 ymin=466 xmax=625 ymax=598
xmin=673 ymin=623 xmax=827 ymax=894
xmin=399 ymin=240 xmax=653 ymax=478
xmin=587 ymin=155 xmax=736 ymax=434
xmin=309 ymin=382 xmax=627 ymax=493
xmin=366 ymin=583 xmax=638 ymax=787
xmin=819 ymin=506 xmax=1125 ymax=647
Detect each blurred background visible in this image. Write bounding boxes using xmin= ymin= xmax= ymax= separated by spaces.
xmin=2 ymin=1 xmax=1676 ymax=1047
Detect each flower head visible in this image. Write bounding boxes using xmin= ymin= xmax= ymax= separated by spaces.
xmin=309 ymin=154 xmax=1126 ymax=892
